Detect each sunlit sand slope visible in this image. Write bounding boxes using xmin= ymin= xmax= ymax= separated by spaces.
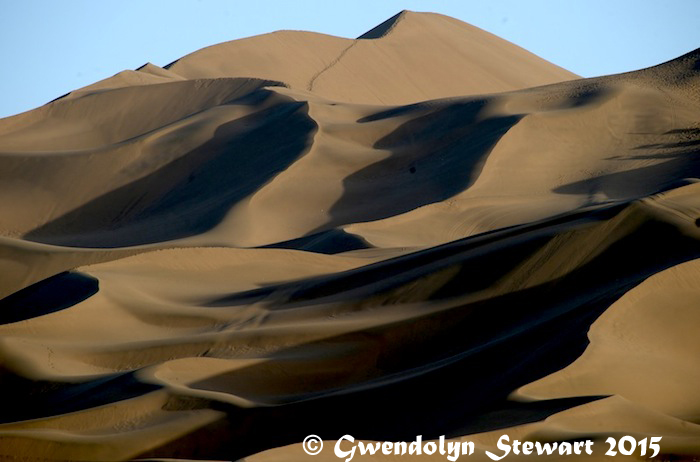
xmin=0 ymin=11 xmax=699 ymax=462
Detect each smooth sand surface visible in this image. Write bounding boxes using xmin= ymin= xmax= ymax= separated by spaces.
xmin=0 ymin=10 xmax=699 ymax=461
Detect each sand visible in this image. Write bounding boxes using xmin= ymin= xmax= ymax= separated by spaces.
xmin=0 ymin=10 xmax=699 ymax=461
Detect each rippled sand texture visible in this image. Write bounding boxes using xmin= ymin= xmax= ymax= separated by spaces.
xmin=0 ymin=10 xmax=699 ymax=461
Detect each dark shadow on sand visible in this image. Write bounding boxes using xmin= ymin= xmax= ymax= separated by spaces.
xmin=5 ymin=199 xmax=700 ymax=460
xmin=308 ymin=99 xmax=522 ymax=235
xmin=147 ymin=198 xmax=700 ymax=460
xmin=0 ymin=272 xmax=98 ymax=325
xmin=0 ymin=370 xmax=159 ymax=424
xmin=24 ymin=90 xmax=316 ymax=247
xmin=207 ymin=202 xmax=626 ymax=307
xmin=555 ymin=128 xmax=700 ymax=201
xmin=260 ymin=228 xmax=371 ymax=254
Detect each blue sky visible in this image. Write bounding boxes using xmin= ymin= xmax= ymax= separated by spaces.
xmin=1 ymin=0 xmax=699 ymax=118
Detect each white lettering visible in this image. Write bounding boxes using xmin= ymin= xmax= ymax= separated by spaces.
xmin=358 ymin=441 xmax=380 ymax=456
xmin=486 ymin=435 xmax=512 ymax=461
xmin=559 ymin=442 xmax=573 ymax=455
xmin=535 ymin=441 xmax=558 ymax=455
xmin=409 ymin=435 xmax=423 ymax=455
xmin=334 ymin=435 xmax=356 ymax=462
xmin=394 ymin=441 xmax=407 ymax=455
xmin=447 ymin=441 xmax=460 ymax=462
xmin=462 ymin=441 xmax=475 ymax=456
xmin=381 ymin=441 xmax=392 ymax=455
xmin=586 ymin=440 xmax=594 ymax=455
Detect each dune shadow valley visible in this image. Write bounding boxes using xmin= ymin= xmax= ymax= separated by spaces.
xmin=2 ymin=10 xmax=700 ymax=462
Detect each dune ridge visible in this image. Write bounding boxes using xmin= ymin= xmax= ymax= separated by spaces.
xmin=0 ymin=11 xmax=699 ymax=461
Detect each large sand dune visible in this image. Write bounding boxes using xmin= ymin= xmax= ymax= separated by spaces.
xmin=0 ymin=11 xmax=699 ymax=461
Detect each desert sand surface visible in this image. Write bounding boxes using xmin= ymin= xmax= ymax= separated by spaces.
xmin=0 ymin=10 xmax=699 ymax=462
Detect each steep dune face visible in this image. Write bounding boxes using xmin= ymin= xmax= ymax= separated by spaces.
xmin=0 ymin=11 xmax=699 ymax=462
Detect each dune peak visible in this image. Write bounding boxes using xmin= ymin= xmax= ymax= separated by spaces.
xmin=357 ymin=10 xmax=410 ymax=39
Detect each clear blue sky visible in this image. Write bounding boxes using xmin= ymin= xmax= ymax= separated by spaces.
xmin=1 ymin=0 xmax=699 ymax=118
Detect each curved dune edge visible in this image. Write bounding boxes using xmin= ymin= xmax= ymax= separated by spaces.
xmin=0 ymin=10 xmax=699 ymax=462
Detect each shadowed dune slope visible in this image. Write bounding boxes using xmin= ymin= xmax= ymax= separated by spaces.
xmin=0 ymin=11 xmax=699 ymax=462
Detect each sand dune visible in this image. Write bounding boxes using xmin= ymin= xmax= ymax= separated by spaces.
xmin=167 ymin=11 xmax=577 ymax=104
xmin=0 ymin=10 xmax=699 ymax=461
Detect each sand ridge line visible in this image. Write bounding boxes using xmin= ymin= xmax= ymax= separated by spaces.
xmin=307 ymin=40 xmax=359 ymax=92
